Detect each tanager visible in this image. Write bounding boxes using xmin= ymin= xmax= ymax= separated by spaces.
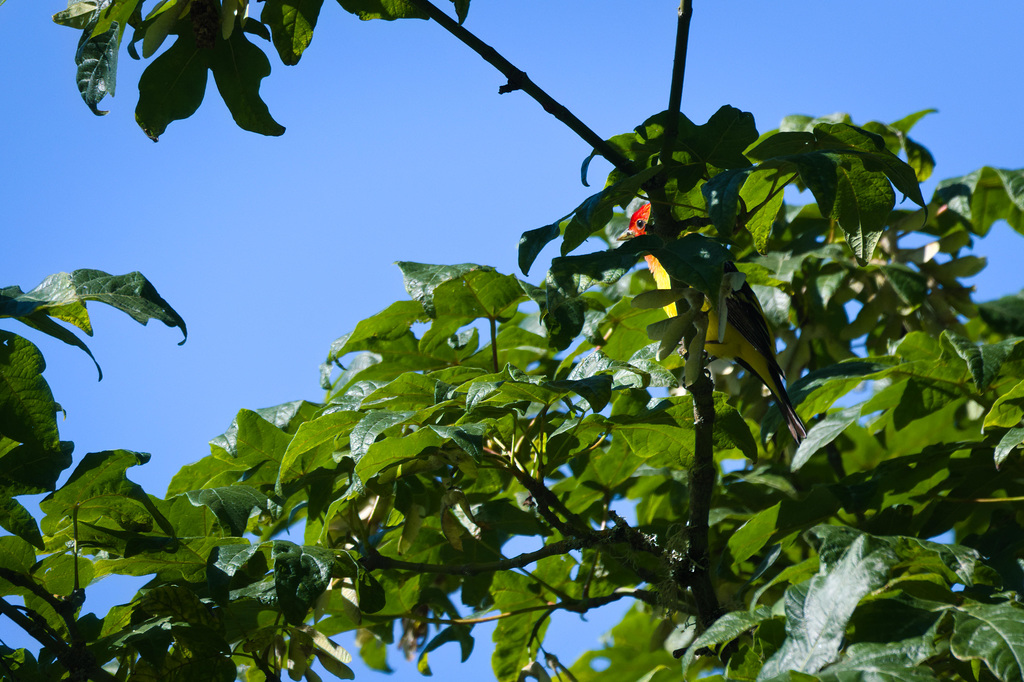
xmin=620 ymin=203 xmax=807 ymax=443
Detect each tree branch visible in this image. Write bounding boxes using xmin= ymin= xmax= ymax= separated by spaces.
xmin=376 ymin=588 xmax=658 ymax=628
xmin=361 ymin=537 xmax=586 ymax=576
xmin=685 ymin=367 xmax=721 ymax=628
xmin=0 ymin=595 xmax=116 ymax=682
xmin=647 ymin=0 xmax=695 ymax=241
xmin=504 ymin=458 xmax=590 ymax=536
xmin=405 ymin=0 xmax=640 ymax=176
xmin=659 ymin=0 xmax=694 ymax=166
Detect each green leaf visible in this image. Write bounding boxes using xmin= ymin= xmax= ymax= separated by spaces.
xmin=984 ymin=379 xmax=1024 ymax=430
xmin=813 ymin=122 xmax=925 ymax=208
xmin=209 ymin=29 xmax=286 ymax=136
xmin=355 ymin=426 xmax=443 ymax=481
xmin=0 ymin=441 xmax=74 ymax=496
xmin=136 ymin=583 xmax=221 ymax=628
xmin=882 ymin=263 xmax=929 ymax=306
xmin=186 ymin=485 xmax=280 ymax=536
xmin=490 ymin=572 xmax=545 ymax=681
xmin=745 ymin=131 xmax=815 ymax=161
xmin=791 ymin=405 xmax=861 ymax=471
xmin=419 ymin=624 xmax=473 ymax=674
xmin=936 ymin=167 xmax=1024 ymax=237
xmin=277 ymin=410 xmax=361 ymax=490
xmin=229 ymin=409 xmax=297 ymax=487
xmin=141 ymin=0 xmax=182 ymax=58
xmin=94 ymin=0 xmax=143 ymax=39
xmin=727 ymin=488 xmax=841 ymax=568
xmin=950 ymin=601 xmax=1024 ymax=682
xmin=396 ymin=262 xmax=488 ymax=316
xmin=135 ymin=30 xmax=210 ymax=140
xmin=349 ymin=409 xmax=416 ymax=460
xmin=681 ymin=607 xmax=773 ymax=673
xmin=995 ymin=426 xmax=1024 ymax=468
xmin=740 ymin=167 xmax=793 ymax=252
xmin=428 ymin=423 xmax=484 ymax=460
xmin=889 ymin=109 xmax=937 ymax=135
xmin=295 ymin=623 xmax=355 ymax=679
xmin=40 ymin=450 xmax=175 ymax=541
xmin=941 ymin=332 xmax=1020 ymax=392
xmin=980 ymin=292 xmax=1024 ymax=336
xmin=272 ymin=541 xmax=334 ymax=624
xmin=0 ymin=332 xmax=60 ymax=452
xmin=431 ymin=269 xmax=525 ymax=321
xmin=334 ymin=0 xmax=428 ymax=20
xmin=832 ymin=157 xmax=896 ymax=264
xmin=209 ymin=400 xmax=313 ymax=457
xmin=0 ymin=497 xmax=44 ymax=549
xmin=1 ymin=270 xmax=186 ymax=374
xmin=610 ymin=398 xmax=696 ymax=469
xmin=449 ymin=0 xmax=469 ymax=23
xmin=518 ymin=222 xmax=560 ymax=277
xmin=703 ymin=167 xmax=750 ymax=235
xmin=52 ymin=1 xmax=101 ymax=29
xmin=70 ymin=270 xmax=187 ymax=341
xmin=680 ymin=104 xmax=759 ymax=170
xmin=327 ymin=299 xmax=427 ymax=360
xmin=207 ymin=541 xmax=259 ymax=602
xmin=758 ymin=534 xmax=897 ymax=679
xmin=262 ymin=0 xmax=324 ymax=65
xmin=75 ymin=14 xmax=120 ymax=115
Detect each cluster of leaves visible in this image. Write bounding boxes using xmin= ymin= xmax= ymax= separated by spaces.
xmin=51 ymin=0 xmax=463 ymax=138
xmin=6 ymin=101 xmax=1024 ymax=681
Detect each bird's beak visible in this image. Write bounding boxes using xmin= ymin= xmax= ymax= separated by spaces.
xmin=616 ymin=229 xmax=634 ymax=242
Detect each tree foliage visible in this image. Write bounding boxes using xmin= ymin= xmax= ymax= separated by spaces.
xmin=7 ymin=1 xmax=1024 ymax=681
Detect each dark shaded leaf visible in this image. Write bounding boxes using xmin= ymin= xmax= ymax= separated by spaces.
xmin=135 ymin=30 xmax=210 ymax=140
xmin=518 ymin=222 xmax=561 ymax=277
xmin=209 ymin=29 xmax=285 ymax=136
xmin=272 ymin=541 xmax=334 ymax=624
xmin=980 ymin=291 xmax=1024 ymax=336
xmin=0 ymin=332 xmax=60 ymax=452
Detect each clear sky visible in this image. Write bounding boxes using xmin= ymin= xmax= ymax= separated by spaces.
xmin=3 ymin=0 xmax=1024 ymax=678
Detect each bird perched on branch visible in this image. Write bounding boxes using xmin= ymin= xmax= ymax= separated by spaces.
xmin=619 ymin=202 xmax=807 ymax=443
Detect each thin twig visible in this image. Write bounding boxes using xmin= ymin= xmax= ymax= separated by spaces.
xmin=405 ymin=0 xmax=639 ymax=176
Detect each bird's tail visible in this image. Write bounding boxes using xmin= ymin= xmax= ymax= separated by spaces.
xmin=735 ymin=357 xmax=807 ymax=444
xmin=775 ymin=388 xmax=807 ymax=444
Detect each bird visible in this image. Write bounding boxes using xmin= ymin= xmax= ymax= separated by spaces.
xmin=619 ymin=202 xmax=807 ymax=443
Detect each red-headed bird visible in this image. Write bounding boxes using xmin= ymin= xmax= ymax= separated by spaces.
xmin=621 ymin=203 xmax=807 ymax=443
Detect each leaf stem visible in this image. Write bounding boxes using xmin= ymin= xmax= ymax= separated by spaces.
xmin=405 ymin=0 xmax=639 ymax=176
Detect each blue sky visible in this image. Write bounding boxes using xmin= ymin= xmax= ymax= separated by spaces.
xmin=3 ymin=0 xmax=1024 ymax=678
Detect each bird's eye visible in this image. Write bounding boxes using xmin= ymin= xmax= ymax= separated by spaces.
xmin=635 ymin=219 xmax=646 ymax=230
